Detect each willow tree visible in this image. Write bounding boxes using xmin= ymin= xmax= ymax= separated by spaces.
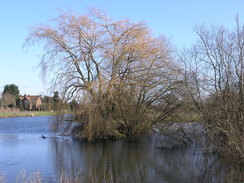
xmin=26 ymin=10 xmax=180 ymax=140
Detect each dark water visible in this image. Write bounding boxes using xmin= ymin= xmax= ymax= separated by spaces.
xmin=0 ymin=116 xmax=242 ymax=183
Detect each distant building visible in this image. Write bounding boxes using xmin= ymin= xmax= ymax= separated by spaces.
xmin=18 ymin=95 xmax=42 ymax=111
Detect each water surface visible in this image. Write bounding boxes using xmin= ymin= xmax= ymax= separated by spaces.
xmin=0 ymin=116 xmax=241 ymax=183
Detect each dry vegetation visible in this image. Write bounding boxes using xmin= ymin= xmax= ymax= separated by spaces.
xmin=26 ymin=9 xmax=182 ymax=141
xmin=26 ymin=10 xmax=243 ymax=160
xmin=181 ymin=19 xmax=244 ymax=160
xmin=0 ymin=171 xmax=116 ymax=183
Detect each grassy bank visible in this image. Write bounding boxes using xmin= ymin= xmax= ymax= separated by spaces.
xmin=0 ymin=111 xmax=55 ymax=118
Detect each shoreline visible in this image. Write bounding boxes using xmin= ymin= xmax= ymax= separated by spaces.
xmin=0 ymin=111 xmax=55 ymax=118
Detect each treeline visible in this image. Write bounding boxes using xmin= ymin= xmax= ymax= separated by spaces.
xmin=0 ymin=85 xmax=74 ymax=111
xmin=42 ymin=92 xmax=79 ymax=111
xmin=26 ymin=10 xmax=243 ymax=160
xmin=41 ymin=91 xmax=67 ymax=111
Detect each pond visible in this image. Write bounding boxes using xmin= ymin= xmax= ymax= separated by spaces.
xmin=0 ymin=116 xmax=242 ymax=183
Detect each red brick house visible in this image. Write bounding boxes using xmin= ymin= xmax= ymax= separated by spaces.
xmin=18 ymin=95 xmax=42 ymax=111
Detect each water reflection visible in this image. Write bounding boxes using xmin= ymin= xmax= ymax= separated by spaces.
xmin=0 ymin=117 xmax=242 ymax=183
xmin=49 ymin=136 xmax=242 ymax=183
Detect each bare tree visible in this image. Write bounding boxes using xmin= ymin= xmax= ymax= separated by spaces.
xmin=1 ymin=93 xmax=16 ymax=108
xmin=181 ymin=18 xmax=244 ymax=159
xmin=26 ymin=10 xmax=180 ymax=141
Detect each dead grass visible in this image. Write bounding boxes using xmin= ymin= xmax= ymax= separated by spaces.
xmin=0 ymin=170 xmax=115 ymax=183
xmin=0 ymin=111 xmax=55 ymax=118
xmin=59 ymin=170 xmax=84 ymax=183
xmin=16 ymin=170 xmax=42 ymax=183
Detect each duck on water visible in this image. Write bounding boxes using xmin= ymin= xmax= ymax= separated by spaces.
xmin=42 ymin=135 xmax=46 ymax=139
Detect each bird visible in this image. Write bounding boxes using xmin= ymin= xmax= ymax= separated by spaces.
xmin=41 ymin=135 xmax=46 ymax=139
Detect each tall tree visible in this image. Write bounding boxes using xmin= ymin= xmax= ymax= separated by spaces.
xmin=53 ymin=91 xmax=60 ymax=103
xmin=3 ymin=84 xmax=20 ymax=99
xmin=26 ymin=10 xmax=181 ymax=140
xmin=181 ymin=18 xmax=244 ymax=159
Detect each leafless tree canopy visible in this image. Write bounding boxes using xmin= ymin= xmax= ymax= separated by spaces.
xmin=0 ymin=93 xmax=16 ymax=108
xmin=26 ymin=10 xmax=180 ymax=140
xmin=25 ymin=9 xmax=244 ymax=161
xmin=182 ymin=19 xmax=244 ymax=159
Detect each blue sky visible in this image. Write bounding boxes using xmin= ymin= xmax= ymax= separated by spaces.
xmin=0 ymin=0 xmax=244 ymax=95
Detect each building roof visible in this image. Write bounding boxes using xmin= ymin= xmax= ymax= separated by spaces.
xmin=19 ymin=95 xmax=41 ymax=101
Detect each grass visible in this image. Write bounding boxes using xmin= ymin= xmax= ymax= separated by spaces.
xmin=0 ymin=111 xmax=55 ymax=118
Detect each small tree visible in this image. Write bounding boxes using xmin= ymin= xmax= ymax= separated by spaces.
xmin=1 ymin=93 xmax=16 ymax=108
xmin=2 ymin=84 xmax=20 ymax=108
xmin=52 ymin=91 xmax=61 ymax=110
